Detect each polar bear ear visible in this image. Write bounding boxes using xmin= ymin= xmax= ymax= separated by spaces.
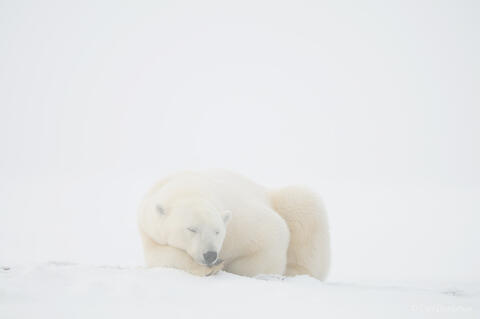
xmin=222 ymin=210 xmax=232 ymax=224
xmin=156 ymin=204 xmax=166 ymax=216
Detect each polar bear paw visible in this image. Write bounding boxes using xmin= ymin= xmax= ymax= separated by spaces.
xmin=206 ymin=259 xmax=224 ymax=276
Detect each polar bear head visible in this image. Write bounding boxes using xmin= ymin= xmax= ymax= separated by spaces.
xmin=140 ymin=190 xmax=232 ymax=266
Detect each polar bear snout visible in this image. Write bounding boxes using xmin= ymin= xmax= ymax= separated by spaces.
xmin=203 ymin=251 xmax=217 ymax=265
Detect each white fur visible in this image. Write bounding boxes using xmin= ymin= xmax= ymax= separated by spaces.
xmin=138 ymin=170 xmax=330 ymax=280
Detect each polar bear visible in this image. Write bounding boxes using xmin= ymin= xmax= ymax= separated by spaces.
xmin=138 ymin=170 xmax=330 ymax=280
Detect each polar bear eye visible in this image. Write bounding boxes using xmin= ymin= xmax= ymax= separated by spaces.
xmin=156 ymin=205 xmax=165 ymax=216
xmin=187 ymin=227 xmax=197 ymax=233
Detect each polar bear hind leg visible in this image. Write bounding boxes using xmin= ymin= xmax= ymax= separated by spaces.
xmin=269 ymin=186 xmax=331 ymax=280
xmin=226 ymin=248 xmax=287 ymax=277
xmin=225 ymin=208 xmax=289 ymax=277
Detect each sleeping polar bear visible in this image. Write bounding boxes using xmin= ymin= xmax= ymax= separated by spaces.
xmin=138 ymin=170 xmax=330 ymax=280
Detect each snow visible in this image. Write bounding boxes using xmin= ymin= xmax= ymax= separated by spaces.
xmin=1 ymin=263 xmax=478 ymax=319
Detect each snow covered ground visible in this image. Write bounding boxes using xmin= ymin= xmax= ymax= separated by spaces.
xmin=1 ymin=262 xmax=478 ymax=319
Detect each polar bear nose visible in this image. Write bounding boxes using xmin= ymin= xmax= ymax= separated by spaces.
xmin=203 ymin=251 xmax=217 ymax=265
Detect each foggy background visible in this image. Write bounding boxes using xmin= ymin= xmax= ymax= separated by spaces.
xmin=0 ymin=0 xmax=478 ymax=283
